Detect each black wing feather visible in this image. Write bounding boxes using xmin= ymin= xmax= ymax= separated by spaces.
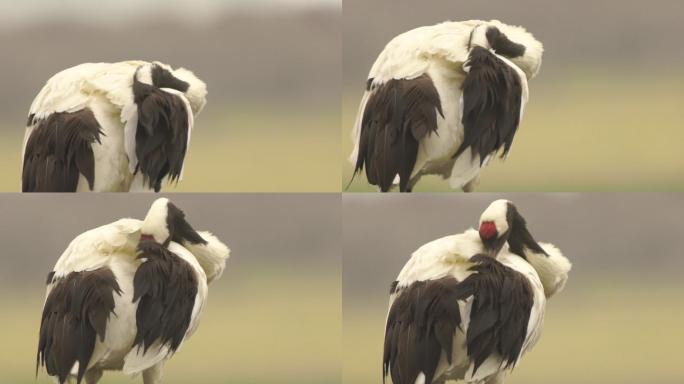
xmin=354 ymin=75 xmax=443 ymax=192
xmin=462 ymin=255 xmax=534 ymax=374
xmin=132 ymin=72 xmax=191 ymax=192
xmin=383 ymin=277 xmax=462 ymax=384
xmin=133 ymin=241 xmax=198 ymax=354
xmin=453 ymin=47 xmax=523 ymax=165
xmin=37 ymin=268 xmax=121 ymax=384
xmin=383 ymin=255 xmax=535 ymax=383
xmin=22 ymin=109 xmax=102 ymax=192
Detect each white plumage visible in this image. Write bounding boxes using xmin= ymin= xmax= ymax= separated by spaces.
xmin=37 ymin=198 xmax=229 ymax=384
xmin=351 ymin=20 xmax=543 ymax=192
xmin=22 ymin=61 xmax=207 ymax=192
xmin=383 ymin=200 xmax=570 ymax=384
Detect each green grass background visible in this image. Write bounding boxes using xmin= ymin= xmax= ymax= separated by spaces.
xmin=342 ymin=71 xmax=684 ymax=192
xmin=3 ymin=266 xmax=341 ymax=384
xmin=4 ymin=73 xmax=683 ymax=192
xmin=1 ymin=105 xmax=341 ymax=192
xmin=343 ymin=278 xmax=684 ymax=384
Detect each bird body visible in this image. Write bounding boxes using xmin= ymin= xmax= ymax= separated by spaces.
xmin=386 ymin=230 xmax=546 ymax=384
xmin=351 ymin=20 xmax=543 ymax=192
xmin=37 ymin=199 xmax=229 ymax=384
xmin=22 ymin=61 xmax=207 ymax=192
xmin=383 ymin=200 xmax=570 ymax=384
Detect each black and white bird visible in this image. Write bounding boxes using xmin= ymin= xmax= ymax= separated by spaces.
xmin=22 ymin=61 xmax=207 ymax=192
xmin=37 ymin=198 xmax=229 ymax=384
xmin=383 ymin=200 xmax=571 ymax=384
xmin=350 ymin=20 xmax=543 ymax=192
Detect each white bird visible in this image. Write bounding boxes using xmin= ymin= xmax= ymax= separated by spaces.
xmin=383 ymin=200 xmax=570 ymax=384
xmin=22 ymin=61 xmax=207 ymax=192
xmin=37 ymin=198 xmax=229 ymax=384
xmin=350 ymin=20 xmax=543 ymax=192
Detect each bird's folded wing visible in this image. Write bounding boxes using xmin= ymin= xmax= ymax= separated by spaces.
xmin=28 ymin=62 xmax=143 ymax=121
xmin=394 ymin=230 xmax=484 ymax=287
xmin=28 ymin=66 xmax=94 ymax=120
xmin=354 ymin=24 xmax=471 ymax=149
xmin=22 ymin=62 xmax=144 ymax=184
xmin=385 ymin=253 xmax=541 ymax=384
xmin=123 ymin=242 xmax=207 ymax=374
xmin=350 ymin=22 xmax=477 ymax=190
xmin=123 ymin=86 xmax=194 ymax=184
xmin=453 ymin=50 xmax=529 ymax=164
xmin=367 ymin=21 xmax=476 ymax=83
xmin=122 ymin=292 xmax=204 ymax=375
xmin=50 ymin=219 xmax=142 ymax=281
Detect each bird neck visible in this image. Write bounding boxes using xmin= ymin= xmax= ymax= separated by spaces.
xmin=468 ymin=24 xmax=490 ymax=50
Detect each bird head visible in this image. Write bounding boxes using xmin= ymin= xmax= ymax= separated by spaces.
xmin=468 ymin=20 xmax=544 ymax=79
xmin=480 ymin=199 xmax=571 ymax=298
xmin=134 ymin=61 xmax=207 ymax=115
xmin=139 ymin=198 xmax=207 ymax=248
xmin=478 ymin=199 xmax=512 ymax=257
xmin=478 ymin=199 xmax=548 ymax=259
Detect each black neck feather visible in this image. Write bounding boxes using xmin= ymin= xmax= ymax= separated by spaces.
xmin=506 ymin=202 xmax=548 ymax=258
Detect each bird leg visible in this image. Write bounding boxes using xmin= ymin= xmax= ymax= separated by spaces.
xmin=462 ymin=174 xmax=481 ymax=192
xmin=142 ymin=362 xmax=165 ymax=384
xmin=483 ymin=371 xmax=506 ymax=384
xmin=405 ymin=174 xmax=422 ymax=193
xmin=84 ymin=368 xmax=103 ymax=384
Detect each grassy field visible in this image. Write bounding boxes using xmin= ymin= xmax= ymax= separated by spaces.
xmin=342 ymin=71 xmax=684 ymax=192
xmin=1 ymin=265 xmax=341 ymax=383
xmin=0 ymin=105 xmax=340 ymax=192
xmin=343 ymin=278 xmax=684 ymax=384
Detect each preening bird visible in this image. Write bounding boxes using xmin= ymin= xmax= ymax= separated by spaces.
xmin=350 ymin=20 xmax=543 ymax=192
xmin=22 ymin=61 xmax=207 ymax=192
xmin=37 ymin=198 xmax=229 ymax=384
xmin=383 ymin=200 xmax=571 ymax=384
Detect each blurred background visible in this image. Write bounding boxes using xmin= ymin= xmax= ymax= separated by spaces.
xmin=342 ymin=194 xmax=684 ymax=383
xmin=0 ymin=194 xmax=341 ymax=383
xmin=0 ymin=0 xmax=340 ymax=192
xmin=342 ymin=0 xmax=684 ymax=191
